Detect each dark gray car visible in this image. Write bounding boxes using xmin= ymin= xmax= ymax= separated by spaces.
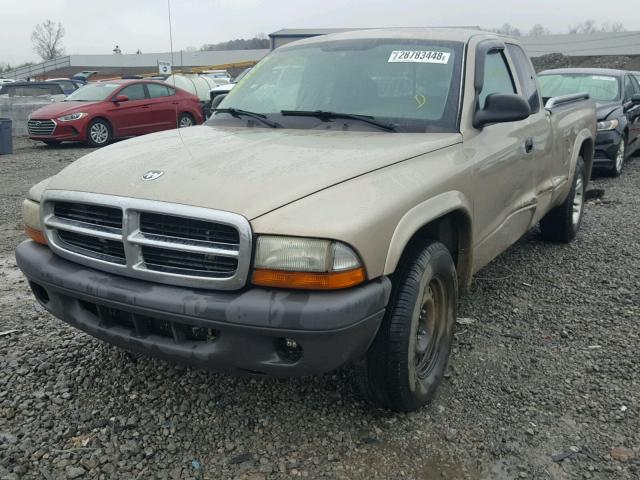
xmin=539 ymin=68 xmax=640 ymax=176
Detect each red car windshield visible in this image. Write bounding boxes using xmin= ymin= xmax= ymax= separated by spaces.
xmin=66 ymin=83 xmax=121 ymax=101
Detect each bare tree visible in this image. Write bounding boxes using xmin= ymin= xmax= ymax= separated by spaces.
xmin=568 ymin=20 xmax=598 ymax=34
xmin=528 ymin=24 xmax=550 ymax=36
xmin=492 ymin=23 xmax=522 ymax=37
xmin=31 ymin=20 xmax=65 ymax=60
xmin=605 ymin=22 xmax=626 ymax=32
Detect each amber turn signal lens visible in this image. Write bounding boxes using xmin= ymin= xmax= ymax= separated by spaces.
xmin=25 ymin=226 xmax=47 ymax=245
xmin=252 ymin=267 xmax=366 ymax=290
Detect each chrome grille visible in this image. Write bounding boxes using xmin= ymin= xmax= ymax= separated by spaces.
xmin=141 ymin=245 xmax=238 ymax=277
xmin=41 ymin=191 xmax=252 ymax=290
xmin=140 ymin=212 xmax=239 ymax=245
xmin=58 ymin=230 xmax=126 ymax=264
xmin=28 ymin=119 xmax=56 ymax=135
xmin=54 ymin=202 xmax=123 ymax=229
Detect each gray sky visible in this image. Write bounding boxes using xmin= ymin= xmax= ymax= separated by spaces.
xmin=3 ymin=0 xmax=640 ymax=65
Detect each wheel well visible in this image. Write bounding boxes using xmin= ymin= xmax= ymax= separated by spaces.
xmin=394 ymin=210 xmax=473 ymax=294
xmin=579 ymin=137 xmax=594 ymax=180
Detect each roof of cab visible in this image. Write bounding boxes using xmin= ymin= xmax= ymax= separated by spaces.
xmin=279 ymin=27 xmax=504 ymax=48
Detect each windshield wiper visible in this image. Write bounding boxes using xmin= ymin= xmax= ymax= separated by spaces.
xmin=215 ymin=108 xmax=281 ymax=128
xmin=280 ymin=110 xmax=396 ymax=132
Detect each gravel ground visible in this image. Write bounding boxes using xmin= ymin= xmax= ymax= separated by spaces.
xmin=1 ymin=137 xmax=639 ymax=480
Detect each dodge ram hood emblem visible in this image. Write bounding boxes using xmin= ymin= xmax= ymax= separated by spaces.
xmin=141 ymin=170 xmax=164 ymax=181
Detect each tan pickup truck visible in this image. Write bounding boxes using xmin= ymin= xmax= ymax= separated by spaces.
xmin=16 ymin=29 xmax=596 ymax=412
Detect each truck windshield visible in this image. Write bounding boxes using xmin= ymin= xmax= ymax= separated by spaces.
xmin=538 ymin=74 xmax=620 ymax=102
xmin=209 ymin=39 xmax=464 ymax=132
xmin=66 ymin=83 xmax=121 ymax=101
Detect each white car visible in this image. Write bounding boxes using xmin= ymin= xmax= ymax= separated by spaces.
xmin=206 ymin=68 xmax=252 ymax=116
xmin=0 ymin=78 xmax=16 ymax=84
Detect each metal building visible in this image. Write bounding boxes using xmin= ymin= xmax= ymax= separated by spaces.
xmin=3 ymin=49 xmax=269 ymax=81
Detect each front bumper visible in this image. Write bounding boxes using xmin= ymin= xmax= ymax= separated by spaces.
xmin=28 ymin=118 xmax=87 ymax=142
xmin=593 ymin=129 xmax=622 ymax=166
xmin=16 ymin=241 xmax=391 ymax=376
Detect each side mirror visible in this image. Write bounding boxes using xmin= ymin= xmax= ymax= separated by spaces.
xmin=631 ymin=93 xmax=640 ymax=105
xmin=113 ymin=94 xmax=129 ymax=103
xmin=211 ymin=94 xmax=227 ymax=111
xmin=473 ymin=93 xmax=531 ymax=129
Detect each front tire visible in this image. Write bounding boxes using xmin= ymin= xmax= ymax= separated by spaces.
xmin=86 ymin=119 xmax=112 ymax=147
xmin=540 ymin=156 xmax=586 ymax=243
xmin=608 ymin=135 xmax=626 ymax=177
xmin=359 ymin=241 xmax=457 ymax=412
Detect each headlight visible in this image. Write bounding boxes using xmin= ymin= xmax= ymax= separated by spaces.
xmin=22 ymin=199 xmax=47 ymax=245
xmin=597 ymin=119 xmax=619 ymax=131
xmin=252 ymin=236 xmax=365 ymax=290
xmin=57 ymin=112 xmax=87 ymax=122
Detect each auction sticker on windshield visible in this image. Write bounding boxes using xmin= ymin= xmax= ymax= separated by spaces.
xmin=388 ymin=51 xmax=450 ymax=64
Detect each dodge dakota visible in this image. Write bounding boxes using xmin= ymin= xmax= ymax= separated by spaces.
xmin=16 ymin=29 xmax=596 ymax=411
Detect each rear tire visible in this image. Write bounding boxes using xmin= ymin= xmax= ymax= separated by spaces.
xmin=86 ymin=118 xmax=112 ymax=147
xmin=178 ymin=112 xmax=195 ymax=128
xmin=540 ymin=156 xmax=586 ymax=243
xmin=358 ymin=241 xmax=457 ymax=412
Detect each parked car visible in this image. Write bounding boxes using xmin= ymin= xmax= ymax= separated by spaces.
xmin=70 ymin=71 xmax=98 ymax=84
xmin=26 ymin=79 xmax=204 ymax=147
xmin=46 ymin=78 xmax=84 ymax=96
xmin=539 ymin=68 xmax=640 ymax=176
xmin=206 ymin=68 xmax=252 ymax=117
xmin=0 ymin=78 xmax=16 ymax=84
xmin=16 ymin=29 xmax=596 ymax=412
xmin=201 ymin=69 xmax=232 ymax=82
xmin=0 ymin=81 xmax=65 ymax=98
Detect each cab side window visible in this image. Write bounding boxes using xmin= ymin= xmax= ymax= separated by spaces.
xmin=506 ymin=44 xmax=540 ymax=113
xmin=119 ymin=84 xmax=147 ymax=101
xmin=478 ymin=51 xmax=515 ymax=109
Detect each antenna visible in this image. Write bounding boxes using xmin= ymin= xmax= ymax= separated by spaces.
xmin=167 ymin=0 xmax=182 ymax=134
xmin=167 ymin=0 xmax=175 ymax=70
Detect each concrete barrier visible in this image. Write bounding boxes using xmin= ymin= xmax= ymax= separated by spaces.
xmin=0 ymin=96 xmax=65 ymax=136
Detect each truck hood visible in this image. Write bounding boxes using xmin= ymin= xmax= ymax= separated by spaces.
xmin=45 ymin=125 xmax=461 ymax=219
xmin=30 ymin=100 xmax=102 ymax=119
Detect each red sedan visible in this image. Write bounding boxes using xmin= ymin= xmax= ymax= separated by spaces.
xmin=27 ymin=80 xmax=204 ymax=147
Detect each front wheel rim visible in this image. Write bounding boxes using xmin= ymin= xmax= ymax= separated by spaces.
xmin=90 ymin=123 xmax=109 ymax=144
xmin=412 ymin=278 xmax=446 ymax=383
xmin=615 ymin=141 xmax=625 ymax=172
xmin=572 ymin=171 xmax=584 ymax=226
xmin=179 ymin=116 xmax=193 ymax=128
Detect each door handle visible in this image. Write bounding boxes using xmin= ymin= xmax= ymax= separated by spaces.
xmin=524 ymin=138 xmax=534 ymax=154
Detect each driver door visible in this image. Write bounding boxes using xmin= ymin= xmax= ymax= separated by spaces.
xmin=468 ymin=48 xmax=537 ymax=270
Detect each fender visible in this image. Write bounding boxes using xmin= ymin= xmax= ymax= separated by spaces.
xmin=383 ymin=190 xmax=473 ymax=288
xmin=558 ymin=127 xmax=594 ymax=203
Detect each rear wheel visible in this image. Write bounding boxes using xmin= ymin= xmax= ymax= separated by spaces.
xmin=178 ymin=112 xmax=195 ymax=128
xmin=359 ymin=241 xmax=457 ymax=412
xmin=86 ymin=119 xmax=112 ymax=147
xmin=540 ymin=156 xmax=586 ymax=243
